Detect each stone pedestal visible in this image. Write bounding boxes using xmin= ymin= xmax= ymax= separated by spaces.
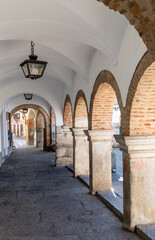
xmin=56 ymin=126 xmax=73 ymax=166
xmin=87 ymin=130 xmax=115 ymax=195
xmin=72 ymin=128 xmax=89 ymax=177
xmin=115 ymin=135 xmax=155 ymax=231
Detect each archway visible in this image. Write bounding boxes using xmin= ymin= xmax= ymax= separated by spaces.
xmin=122 ymin=51 xmax=154 ymax=135
xmin=11 ymin=104 xmax=51 ymax=150
xmin=55 ymin=96 xmax=73 ymax=167
xmin=72 ymin=90 xmax=89 ymax=177
xmin=74 ymin=91 xmax=88 ymax=128
xmin=89 ymin=70 xmax=123 ymax=194
xmin=130 ymin=62 xmax=155 ymax=135
xmin=119 ymin=60 xmax=155 ymax=230
xmin=112 ymin=53 xmax=155 ymax=230
xmin=64 ymin=95 xmax=73 ymax=127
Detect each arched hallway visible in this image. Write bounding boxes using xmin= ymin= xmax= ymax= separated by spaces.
xmin=0 ymin=0 xmax=154 ymax=239
xmin=0 ymin=148 xmax=140 ymax=240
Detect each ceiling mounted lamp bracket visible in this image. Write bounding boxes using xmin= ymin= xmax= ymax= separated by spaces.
xmin=24 ymin=93 xmax=33 ymax=100
xmin=20 ymin=41 xmax=48 ymax=80
xmin=22 ymin=108 xmax=28 ymax=114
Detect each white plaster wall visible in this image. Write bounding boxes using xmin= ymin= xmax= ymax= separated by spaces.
xmin=1 ymin=79 xmax=64 ymax=126
xmin=0 ymin=0 xmax=148 ymax=128
xmin=6 ymin=95 xmax=51 ymax=118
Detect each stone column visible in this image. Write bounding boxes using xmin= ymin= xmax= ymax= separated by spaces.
xmin=115 ymin=135 xmax=155 ymax=231
xmin=87 ymin=130 xmax=115 ymax=195
xmin=72 ymin=128 xmax=89 ymax=177
xmin=36 ymin=128 xmax=44 ymax=148
xmin=56 ymin=126 xmax=73 ymax=166
xmin=27 ymin=128 xmax=34 ymax=145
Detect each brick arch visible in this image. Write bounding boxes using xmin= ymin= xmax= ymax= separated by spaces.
xmin=11 ymin=104 xmax=51 ymax=148
xmin=98 ymin=0 xmax=155 ymax=60
xmin=63 ymin=95 xmax=73 ymax=126
xmin=122 ymin=51 xmax=154 ymax=135
xmin=36 ymin=111 xmax=44 ymax=129
xmin=128 ymin=61 xmax=155 ymax=135
xmin=74 ymin=90 xmax=88 ymax=128
xmin=89 ymin=70 xmax=123 ymax=130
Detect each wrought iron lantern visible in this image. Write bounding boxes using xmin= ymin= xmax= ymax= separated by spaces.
xmin=24 ymin=94 xmax=33 ymax=100
xmin=20 ymin=41 xmax=47 ymax=80
xmin=22 ymin=108 xmax=28 ymax=114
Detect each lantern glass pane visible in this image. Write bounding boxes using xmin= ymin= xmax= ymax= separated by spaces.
xmin=22 ymin=63 xmax=29 ymax=77
xmin=28 ymin=63 xmax=45 ymax=77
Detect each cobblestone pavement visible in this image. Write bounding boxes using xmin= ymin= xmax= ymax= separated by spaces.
xmin=0 ymin=147 xmax=141 ymax=240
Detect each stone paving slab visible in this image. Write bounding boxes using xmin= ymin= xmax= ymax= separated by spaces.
xmin=136 ymin=224 xmax=155 ymax=240
xmin=0 ymin=148 xmax=141 ymax=240
xmin=96 ymin=191 xmax=123 ymax=221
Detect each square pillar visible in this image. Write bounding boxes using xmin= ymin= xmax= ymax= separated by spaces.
xmin=87 ymin=130 xmax=115 ymax=195
xmin=56 ymin=126 xmax=73 ymax=166
xmin=115 ymin=135 xmax=155 ymax=231
xmin=72 ymin=128 xmax=89 ymax=177
xmin=27 ymin=128 xmax=34 ymax=145
xmin=36 ymin=128 xmax=44 ymax=148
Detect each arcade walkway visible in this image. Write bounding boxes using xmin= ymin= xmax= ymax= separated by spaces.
xmin=0 ymin=147 xmax=141 ymax=240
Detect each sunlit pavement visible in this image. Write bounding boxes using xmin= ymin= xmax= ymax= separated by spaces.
xmin=13 ymin=137 xmax=34 ymax=149
xmin=112 ymin=148 xmax=123 ymax=198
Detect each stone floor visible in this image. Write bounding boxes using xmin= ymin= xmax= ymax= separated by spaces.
xmin=0 ymin=145 xmax=142 ymax=240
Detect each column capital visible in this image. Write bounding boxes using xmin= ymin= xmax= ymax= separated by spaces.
xmin=62 ymin=125 xmax=72 ymax=134
xmin=72 ymin=127 xmax=88 ymax=137
xmin=114 ymin=134 xmax=155 ymax=158
xmin=87 ymin=129 xmax=115 ymax=142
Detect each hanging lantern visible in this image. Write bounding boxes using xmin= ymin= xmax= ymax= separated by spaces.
xmin=20 ymin=41 xmax=47 ymax=80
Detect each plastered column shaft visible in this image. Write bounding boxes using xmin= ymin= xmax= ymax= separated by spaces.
xmin=56 ymin=126 xmax=73 ymax=166
xmin=87 ymin=130 xmax=115 ymax=195
xmin=115 ymin=135 xmax=155 ymax=231
xmin=36 ymin=128 xmax=44 ymax=148
xmin=27 ymin=128 xmax=34 ymax=145
xmin=72 ymin=128 xmax=89 ymax=177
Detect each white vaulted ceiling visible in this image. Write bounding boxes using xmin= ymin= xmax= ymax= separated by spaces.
xmin=0 ymin=0 xmax=146 ymax=125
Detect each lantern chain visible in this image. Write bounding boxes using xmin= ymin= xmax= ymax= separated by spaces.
xmin=31 ymin=41 xmax=35 ymax=56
